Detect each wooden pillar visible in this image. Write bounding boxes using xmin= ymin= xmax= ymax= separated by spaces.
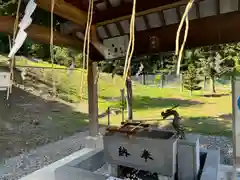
xmin=126 ymin=69 xmax=133 ymax=121
xmin=88 ymin=61 xmax=99 ymax=136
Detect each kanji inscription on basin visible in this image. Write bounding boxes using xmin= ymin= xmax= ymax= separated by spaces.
xmin=103 ymin=130 xmax=177 ymax=176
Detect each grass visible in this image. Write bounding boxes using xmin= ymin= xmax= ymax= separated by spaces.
xmin=102 ymin=87 xmax=232 ymax=137
xmin=0 ymin=55 xmax=233 ymax=137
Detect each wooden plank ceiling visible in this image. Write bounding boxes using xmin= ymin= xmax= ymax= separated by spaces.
xmin=59 ymin=0 xmax=240 ymax=58
xmin=2 ymin=0 xmax=239 ymax=60
xmin=92 ymin=0 xmax=239 ymax=40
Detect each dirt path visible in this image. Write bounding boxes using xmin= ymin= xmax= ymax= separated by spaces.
xmin=0 ymin=80 xmax=89 ymax=162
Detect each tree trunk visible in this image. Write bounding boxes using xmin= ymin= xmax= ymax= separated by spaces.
xmin=189 ymin=89 xmax=192 ymax=96
xmin=203 ymin=76 xmax=207 ymax=90
xmin=180 ymin=73 xmax=183 ymax=92
xmin=211 ymin=76 xmax=216 ymax=93
xmin=142 ymin=72 xmax=146 ymax=85
xmin=160 ymin=74 xmax=164 ymax=88
xmin=126 ymin=75 xmax=133 ymax=121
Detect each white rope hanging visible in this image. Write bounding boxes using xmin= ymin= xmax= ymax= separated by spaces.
xmin=6 ymin=0 xmax=22 ymax=100
xmin=122 ymin=0 xmax=136 ymax=89
xmin=79 ymin=0 xmax=94 ymax=100
xmin=50 ymin=0 xmax=57 ymax=98
xmin=175 ymin=0 xmax=194 ymax=76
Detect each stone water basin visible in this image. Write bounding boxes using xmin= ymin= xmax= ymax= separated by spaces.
xmin=55 ymin=130 xmax=220 ymax=180
xmin=103 ymin=129 xmax=177 ymax=176
xmin=54 ymin=147 xmax=218 ymax=180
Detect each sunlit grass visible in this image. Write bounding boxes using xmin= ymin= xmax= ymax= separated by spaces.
xmin=0 ymin=55 xmax=233 ymax=136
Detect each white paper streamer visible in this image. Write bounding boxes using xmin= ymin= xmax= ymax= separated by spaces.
xmin=18 ymin=15 xmax=32 ymax=30
xmin=25 ymin=0 xmax=37 ymax=16
xmin=8 ymin=30 xmax=27 ymax=58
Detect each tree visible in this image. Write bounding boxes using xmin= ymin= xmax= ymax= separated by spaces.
xmin=183 ymin=49 xmax=202 ymax=69
xmin=219 ymin=43 xmax=240 ymax=74
xmin=183 ymin=64 xmax=202 ymax=95
xmin=198 ymin=46 xmax=235 ymax=93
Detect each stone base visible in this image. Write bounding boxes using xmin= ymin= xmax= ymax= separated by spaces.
xmin=177 ymin=136 xmax=200 ymax=180
xmin=200 ymin=148 xmax=220 ymax=180
xmin=107 ymin=164 xmax=118 ymax=177
xmin=103 ymin=130 xmax=177 ymax=176
xmin=236 ymin=156 xmax=240 ymax=167
xmin=84 ymin=135 xmax=103 ymax=149
xmin=157 ymin=175 xmax=173 ymax=180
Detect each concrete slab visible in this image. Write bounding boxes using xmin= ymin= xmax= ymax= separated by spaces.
xmin=55 ymin=165 xmax=108 ymax=180
xmin=84 ymin=135 xmax=104 ymax=149
xmin=19 ymin=148 xmax=94 ymax=180
xmin=54 ymin=149 xmax=114 ymax=180
xmin=218 ymin=165 xmax=240 ymax=180
xmin=66 ymin=148 xmax=104 ymax=170
xmin=200 ymin=148 xmax=220 ymax=180
xmin=19 ymin=140 xmax=224 ymax=180
xmin=218 ymin=165 xmax=234 ymax=180
xmin=177 ymin=136 xmax=200 ymax=180
xmin=236 ymin=156 xmax=240 ymax=168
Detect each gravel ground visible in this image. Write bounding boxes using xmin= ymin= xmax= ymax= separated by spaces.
xmin=0 ymin=130 xmax=233 ymax=180
xmin=187 ymin=133 xmax=233 ymax=165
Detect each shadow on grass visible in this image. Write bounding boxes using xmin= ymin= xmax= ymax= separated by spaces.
xmin=99 ymin=96 xmax=121 ymax=102
xmin=218 ymin=113 xmax=232 ymax=121
xmin=0 ymin=86 xmax=88 ymax=161
xmin=131 ymin=95 xmax=203 ymax=110
xmin=162 ymin=116 xmax=232 ymax=137
xmin=200 ymin=93 xmax=230 ymax=98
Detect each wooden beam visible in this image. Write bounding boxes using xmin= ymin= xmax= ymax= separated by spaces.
xmin=93 ymin=0 xmax=203 ymax=25
xmin=158 ymin=11 xmax=166 ymax=26
xmin=176 ymin=7 xmax=182 ymax=22
xmin=133 ymin=11 xmax=240 ymax=56
xmin=115 ymin=21 xmax=124 ymax=35
xmin=0 ymin=16 xmax=82 ymax=48
xmin=195 ymin=2 xmax=200 ymax=18
xmin=0 ymin=16 xmax=103 ymax=61
xmin=36 ymin=0 xmax=87 ymax=27
xmin=64 ymin=0 xmax=89 ymax=11
xmin=104 ymin=0 xmax=112 ymax=9
xmin=216 ymin=0 xmax=220 ymax=15
xmin=103 ymin=25 xmax=112 ymax=37
xmin=142 ymin=15 xmax=150 ymax=29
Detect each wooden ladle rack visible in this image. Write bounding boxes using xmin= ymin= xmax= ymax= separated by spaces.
xmin=106 ymin=121 xmax=151 ymax=135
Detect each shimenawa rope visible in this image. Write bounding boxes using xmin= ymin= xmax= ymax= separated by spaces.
xmin=175 ymin=0 xmax=194 ymax=76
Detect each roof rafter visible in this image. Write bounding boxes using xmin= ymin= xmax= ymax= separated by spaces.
xmin=0 ymin=16 xmax=103 ymax=61
xmin=142 ymin=16 xmax=150 ymax=29
xmin=93 ymin=0 xmax=202 ymax=24
xmin=195 ymin=2 xmax=200 ymax=18
xmin=36 ymin=0 xmax=88 ymax=27
xmin=158 ymin=11 xmax=166 ymax=26
xmin=133 ymin=12 xmax=240 ymax=55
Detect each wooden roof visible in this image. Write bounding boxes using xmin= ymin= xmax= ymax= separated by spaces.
xmin=2 ymin=0 xmax=240 ymax=61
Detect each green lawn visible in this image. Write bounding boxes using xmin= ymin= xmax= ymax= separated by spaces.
xmin=101 ymin=87 xmax=232 ymax=137
xmin=0 ymin=56 xmax=233 ymax=137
